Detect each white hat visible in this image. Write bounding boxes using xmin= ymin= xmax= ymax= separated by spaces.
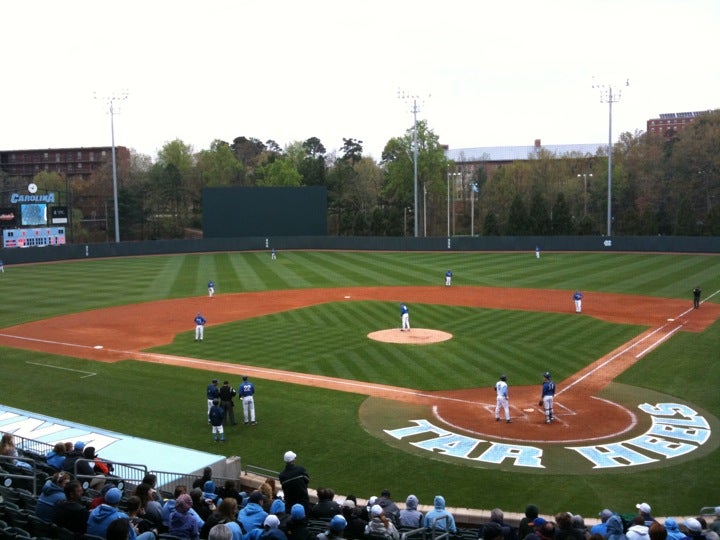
xmin=264 ymin=515 xmax=280 ymax=529
xmin=636 ymin=503 xmax=651 ymax=514
xmin=683 ymin=519 xmax=702 ymax=533
xmin=371 ymin=504 xmax=383 ymax=517
xmin=284 ymin=451 xmax=297 ymax=463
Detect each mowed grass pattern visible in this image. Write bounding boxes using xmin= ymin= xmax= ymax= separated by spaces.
xmin=1 ymin=250 xmax=719 ymax=516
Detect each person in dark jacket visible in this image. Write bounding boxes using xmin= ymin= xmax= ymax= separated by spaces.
xmin=279 ymin=451 xmax=310 ymax=514
xmin=310 ymin=488 xmax=340 ymax=519
xmin=518 ymin=505 xmax=540 ymax=540
xmin=54 ymin=480 xmax=90 ymax=535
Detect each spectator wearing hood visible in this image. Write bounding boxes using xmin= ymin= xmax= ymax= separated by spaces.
xmin=286 ymin=503 xmax=308 ymax=540
xmin=490 ymin=508 xmax=518 ymax=540
xmin=252 ymin=515 xmax=288 ymax=540
xmin=203 ymin=481 xmax=219 ymax=505
xmin=163 ymin=486 xmax=205 ymax=531
xmin=87 ymin=488 xmax=136 ymax=539
xmin=664 ymin=520 xmax=685 ymax=540
xmin=627 ymin=516 xmax=650 ymax=540
xmin=35 ymin=471 xmax=71 ymax=521
xmin=366 ymin=504 xmax=399 ymax=540
xmin=606 ymin=515 xmax=627 ymax=540
xmin=169 ymin=494 xmax=201 ymax=540
xmin=317 ymin=515 xmax=346 ymax=540
xmin=311 ymin=488 xmax=341 ymax=519
xmin=238 ymin=491 xmax=269 ymax=533
xmin=269 ymin=499 xmax=290 ymax=531
xmin=45 ymin=442 xmax=67 ymax=471
xmin=591 ymin=510 xmax=615 ymax=538
xmin=555 ymin=512 xmax=586 ymax=540
xmin=519 ymin=505 xmax=540 ymax=540
xmin=423 ymin=496 xmax=457 ymax=534
xmin=399 ymin=495 xmax=423 ymax=528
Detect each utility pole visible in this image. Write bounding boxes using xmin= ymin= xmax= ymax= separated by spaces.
xmin=95 ymin=90 xmax=128 ymax=243
xmin=593 ymin=79 xmax=628 ymax=237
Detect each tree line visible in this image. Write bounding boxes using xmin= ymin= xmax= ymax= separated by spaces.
xmin=7 ymin=109 xmax=719 ymax=241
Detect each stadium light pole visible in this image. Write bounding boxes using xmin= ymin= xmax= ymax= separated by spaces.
xmin=398 ymin=90 xmax=424 ymax=237
xmin=593 ymin=79 xmax=628 ymax=237
xmin=95 ymin=90 xmax=128 ymax=243
xmin=577 ymin=173 xmax=593 ymax=217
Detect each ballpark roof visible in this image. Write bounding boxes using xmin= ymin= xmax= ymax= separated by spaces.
xmin=445 ymin=143 xmax=606 ymax=163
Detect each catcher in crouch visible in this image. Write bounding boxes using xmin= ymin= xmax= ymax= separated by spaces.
xmin=539 ymin=372 xmax=556 ymax=424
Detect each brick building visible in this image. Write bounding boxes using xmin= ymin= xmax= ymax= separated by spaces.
xmin=0 ymin=146 xmax=130 ymax=179
xmin=646 ymin=111 xmax=711 ymax=138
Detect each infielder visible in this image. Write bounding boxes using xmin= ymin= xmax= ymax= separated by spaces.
xmin=445 ymin=270 xmax=453 ymax=286
xmin=208 ymin=280 xmax=215 ymax=297
xmin=239 ymin=375 xmax=257 ymax=425
xmin=693 ymin=287 xmax=701 ymax=309
xmin=495 ymin=375 xmax=511 ymax=423
xmin=400 ymin=303 xmax=410 ymax=331
xmin=573 ymin=290 xmax=583 ymax=313
xmin=539 ymin=372 xmax=556 ymax=423
xmin=194 ymin=312 xmax=207 ymax=341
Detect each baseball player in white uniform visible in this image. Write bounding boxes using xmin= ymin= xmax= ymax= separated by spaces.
xmin=495 ymin=375 xmax=511 ymax=423
xmin=400 ymin=303 xmax=410 ymax=331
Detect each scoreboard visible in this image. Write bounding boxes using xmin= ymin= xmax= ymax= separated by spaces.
xmin=3 ymin=227 xmax=66 ymax=248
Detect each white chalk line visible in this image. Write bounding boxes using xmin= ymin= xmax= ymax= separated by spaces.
xmin=25 ymin=361 xmax=97 ymax=378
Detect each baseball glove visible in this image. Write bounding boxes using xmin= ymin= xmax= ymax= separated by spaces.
xmin=538 ymin=400 xmax=543 ymax=407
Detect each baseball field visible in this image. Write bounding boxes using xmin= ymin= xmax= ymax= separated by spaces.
xmin=0 ymin=250 xmax=719 ymax=517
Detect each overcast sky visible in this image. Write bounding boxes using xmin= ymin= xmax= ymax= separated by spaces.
xmin=2 ymin=0 xmax=718 ymax=162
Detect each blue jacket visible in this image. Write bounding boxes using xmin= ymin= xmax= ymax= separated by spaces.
xmin=423 ymin=496 xmax=456 ymax=533
xmin=35 ymin=479 xmax=67 ymax=521
xmin=87 ymin=504 xmax=137 ymax=540
xmin=45 ymin=450 xmax=65 ymax=470
xmin=238 ymin=502 xmax=268 ymax=534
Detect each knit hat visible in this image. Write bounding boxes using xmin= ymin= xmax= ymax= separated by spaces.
xmin=599 ymin=510 xmax=613 ymax=520
xmin=330 ymin=515 xmax=347 ymax=531
xmin=291 ymin=504 xmax=306 ymax=520
xmin=270 ymin=499 xmax=285 ymax=514
xmin=264 ymin=515 xmax=280 ymax=529
xmin=175 ymin=494 xmax=192 ymax=513
xmin=342 ymin=500 xmax=356 ymax=509
xmin=249 ymin=491 xmax=264 ymax=503
xmin=74 ymin=441 xmax=86 ymax=451
xmin=104 ymin=488 xmax=122 ymax=505
xmin=683 ymin=519 xmax=702 ymax=533
xmin=371 ymin=504 xmax=383 ymax=517
xmin=204 ymin=481 xmax=217 ymax=494
xmin=664 ymin=519 xmax=680 ymax=532
xmin=532 ymin=518 xmax=547 ymax=527
xmin=284 ymin=451 xmax=297 ymax=463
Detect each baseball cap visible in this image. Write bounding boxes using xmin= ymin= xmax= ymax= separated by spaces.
xmin=249 ymin=491 xmax=265 ymax=503
xmin=264 ymin=515 xmax=280 ymax=529
xmin=683 ymin=519 xmax=702 ymax=533
xmin=371 ymin=504 xmax=383 ymax=517
xmin=532 ymin=518 xmax=547 ymax=527
xmin=284 ymin=450 xmax=297 ymax=463
xmin=636 ymin=503 xmax=651 ymax=514
xmin=74 ymin=441 xmax=86 ymax=451
xmin=599 ymin=509 xmax=613 ymax=519
xmin=330 ymin=515 xmax=347 ymax=531
xmin=211 ymin=379 xmax=218 ymax=383
xmin=342 ymin=500 xmax=356 ymax=509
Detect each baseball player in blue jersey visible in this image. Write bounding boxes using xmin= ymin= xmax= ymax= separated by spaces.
xmin=539 ymin=372 xmax=556 ymax=423
xmin=206 ymin=378 xmax=220 ymax=418
xmin=535 ymin=246 xmax=541 ymax=259
xmin=239 ymin=375 xmax=257 ymax=425
xmin=495 ymin=375 xmax=511 ymax=423
xmin=208 ymin=280 xmax=215 ymax=297
xmin=445 ymin=270 xmax=453 ymax=286
xmin=400 ymin=303 xmax=410 ymax=331
xmin=271 ymin=248 xmax=277 ymax=260
xmin=573 ymin=291 xmax=583 ymax=313
xmin=194 ymin=312 xmax=207 ymax=341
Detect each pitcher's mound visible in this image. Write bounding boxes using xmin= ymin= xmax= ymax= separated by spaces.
xmin=368 ymin=328 xmax=453 ymax=344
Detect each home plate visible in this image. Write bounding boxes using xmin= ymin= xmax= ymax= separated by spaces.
xmin=523 ymin=408 xmax=534 ymax=412
xmin=94 ymin=345 xmax=104 ymax=349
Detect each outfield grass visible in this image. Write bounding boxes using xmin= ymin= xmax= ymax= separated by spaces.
xmin=1 ymin=251 xmax=719 ymax=517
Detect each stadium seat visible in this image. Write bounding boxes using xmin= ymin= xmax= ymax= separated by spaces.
xmin=83 ymin=534 xmax=107 ymax=540
xmin=1 ymin=526 xmax=32 ymax=540
xmin=27 ymin=514 xmax=54 ymax=538
xmin=55 ymin=526 xmax=81 ymax=540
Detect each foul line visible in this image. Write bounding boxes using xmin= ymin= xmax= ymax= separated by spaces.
xmin=25 ymin=361 xmax=97 ymax=378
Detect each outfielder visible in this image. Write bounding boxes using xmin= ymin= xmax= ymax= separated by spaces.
xmin=208 ymin=280 xmax=215 ymax=297
xmin=194 ymin=312 xmax=207 ymax=341
xmin=445 ymin=270 xmax=453 ymax=286
xmin=239 ymin=375 xmax=257 ymax=425
xmin=400 ymin=303 xmax=410 ymax=331
xmin=573 ymin=290 xmax=583 ymax=313
xmin=539 ymin=372 xmax=556 ymax=423
xmin=495 ymin=375 xmax=511 ymax=423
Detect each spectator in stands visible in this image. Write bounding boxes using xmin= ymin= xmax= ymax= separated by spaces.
xmin=164 ymin=486 xmax=205 ymax=531
xmin=341 ymin=499 xmax=367 ymax=538
xmin=680 ymin=519 xmax=707 ymax=540
xmin=483 ymin=523 xmax=505 ymax=540
xmin=539 ymin=523 xmax=557 ymax=540
xmin=35 ymin=471 xmax=71 ymax=521
xmin=134 ymin=482 xmax=164 ymax=529
xmin=169 ymin=494 xmax=202 ymax=540
xmin=699 ymin=518 xmax=719 ymax=540
xmin=238 ymin=491 xmax=269 ymax=533
xmin=664 ymin=520 xmax=686 ymax=540
xmin=106 ymin=517 xmax=133 ymax=540
xmin=247 ymin=514 xmax=288 ymax=540
xmin=423 ymin=496 xmax=457 ymax=535
xmin=270 ymin=498 xmax=290 ymax=531
xmin=85 ymin=446 xmax=115 ymax=477
xmin=606 ymin=515 xmax=627 ymax=540
xmin=279 ymin=451 xmax=310 ymax=514
xmin=260 ymin=479 xmax=277 ymax=511
xmin=555 ymin=513 xmax=586 ymax=540
xmin=194 ymin=467 xmax=214 ymax=490
xmin=591 ymin=510 xmax=615 ymax=537
xmin=636 ymin=504 xmax=656 ymax=528
xmin=366 ymin=504 xmax=399 ymax=540
xmin=572 ymin=515 xmax=590 ymax=540
xmin=377 ymin=490 xmax=401 ymax=526
xmin=61 ymin=441 xmax=86 ymax=475
xmin=54 ymin=479 xmax=90 ymax=535
xmin=399 ymin=495 xmax=423 ymax=529
xmin=209 ymin=524 xmax=233 ymax=540
xmin=0 ymin=432 xmax=31 ymax=470
xmin=626 ymin=516 xmax=650 ymax=540
xmin=126 ymin=496 xmax=158 ymax=536
xmin=711 ymin=509 xmax=720 ymax=536
xmin=191 ymin=487 xmax=216 ymax=522
xmin=523 ymin=517 xmax=547 ymax=540
xmin=489 ymin=508 xmax=518 ymax=540
xmin=46 ymin=442 xmax=67 ymax=470
xmin=203 ymin=481 xmax=220 ymax=505
xmin=317 ymin=515 xmax=346 ymax=540
xmin=649 ymin=522 xmax=667 ymax=540
xmin=311 ymin=487 xmax=341 ymax=519
xmin=218 ymin=479 xmax=243 ymax=507
xmin=286 ymin=503 xmax=309 ymax=540
xmin=87 ymin=487 xmax=135 ymax=539
xmin=141 ymin=474 xmax=162 ymax=503
xmin=518 ymin=505 xmax=540 ymax=540
xmin=200 ymin=497 xmax=242 ymax=540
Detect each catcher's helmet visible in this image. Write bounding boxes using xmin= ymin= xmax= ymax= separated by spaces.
xmin=543 ymin=371 xmax=551 ymax=378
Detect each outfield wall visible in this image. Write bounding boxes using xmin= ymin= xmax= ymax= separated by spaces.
xmin=1 ymin=235 xmax=718 ymax=265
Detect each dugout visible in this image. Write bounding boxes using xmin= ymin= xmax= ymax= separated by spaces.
xmin=202 ymin=186 xmax=327 ymax=238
